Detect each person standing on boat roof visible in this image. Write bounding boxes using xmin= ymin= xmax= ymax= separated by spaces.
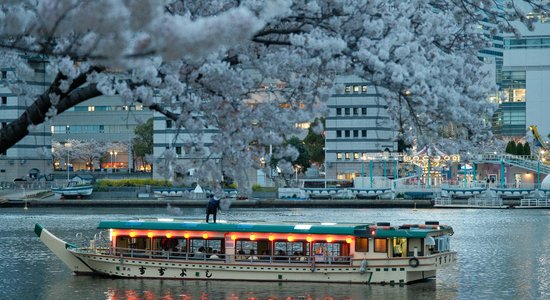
xmin=206 ymin=193 xmax=221 ymax=223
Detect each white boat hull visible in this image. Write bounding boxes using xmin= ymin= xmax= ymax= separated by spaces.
xmin=52 ymin=185 xmax=93 ymax=197
xmin=68 ymin=250 xmax=456 ymax=284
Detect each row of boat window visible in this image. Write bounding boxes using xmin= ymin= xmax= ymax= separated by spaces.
xmin=114 ymin=236 xmax=411 ymax=257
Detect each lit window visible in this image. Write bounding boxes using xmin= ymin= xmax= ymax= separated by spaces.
xmin=362 ymin=85 xmax=367 ymax=93
xmin=353 ymin=85 xmax=359 ymax=93
xmin=135 ymin=105 xmax=144 ymax=111
xmin=345 ymin=153 xmax=351 ymax=160
xmin=336 ymin=153 xmax=343 ymax=160
xmin=374 ymin=238 xmax=387 ymax=252
xmin=344 ymin=85 xmax=351 ymax=93
xmin=355 ymin=237 xmax=368 ymax=252
xmin=353 ymin=152 xmax=359 ymax=160
xmin=87 ymin=106 xmax=95 ymax=112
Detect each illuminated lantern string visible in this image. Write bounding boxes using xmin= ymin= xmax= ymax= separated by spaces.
xmin=249 ymin=234 xmax=256 ymax=241
xmin=268 ymin=235 xmax=275 ymax=241
xmin=326 ymin=236 xmax=333 ymax=243
xmin=231 ymin=234 xmax=237 ymax=240
xmin=287 ymin=236 xmax=294 ymax=242
xmin=165 ymin=232 xmax=173 ymax=238
xmin=306 ymin=236 xmax=313 ymax=243
xmin=346 ymin=237 xmax=353 ymax=244
xmin=202 ymin=233 xmax=209 ymax=239
xmin=129 ymin=231 xmax=136 ymax=238
xmin=147 ymin=232 xmax=154 ymax=238
xmin=184 ymin=233 xmax=190 ymax=239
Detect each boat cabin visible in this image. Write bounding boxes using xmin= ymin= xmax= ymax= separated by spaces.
xmin=98 ymin=219 xmax=453 ymax=265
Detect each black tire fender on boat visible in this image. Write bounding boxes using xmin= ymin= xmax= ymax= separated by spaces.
xmin=409 ymin=257 xmax=419 ymax=268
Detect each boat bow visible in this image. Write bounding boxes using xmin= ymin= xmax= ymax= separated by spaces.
xmin=34 ymin=224 xmax=94 ymax=274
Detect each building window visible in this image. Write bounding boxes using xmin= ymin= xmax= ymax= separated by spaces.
xmin=353 ymin=108 xmax=358 ymax=115
xmin=362 ymin=153 xmax=367 ymax=160
xmin=362 ymin=85 xmax=367 ymax=93
xmin=344 ymin=108 xmax=350 ymax=115
xmin=345 ymin=153 xmax=351 ymax=160
xmin=344 ymin=85 xmax=351 ymax=93
xmin=374 ymin=238 xmax=387 ymax=253
xmin=353 ymin=85 xmax=359 ymax=93
xmin=336 ymin=108 xmax=342 ymax=115
xmin=345 ymin=130 xmax=350 ymax=138
xmin=74 ymin=106 xmax=87 ymax=112
xmin=1 ymin=122 xmax=5 ymax=129
xmin=353 ymin=130 xmax=359 ymax=138
xmin=1 ymin=96 xmax=6 ymax=105
xmin=336 ymin=130 xmax=342 ymax=138
xmin=87 ymin=106 xmax=95 ymax=112
xmin=355 ymin=238 xmax=368 ymax=252
xmin=353 ymin=152 xmax=359 ymax=160
xmin=361 ymin=108 xmax=367 ymax=115
xmin=175 ymin=146 xmax=182 ymax=155
xmin=362 ymin=130 xmax=367 ymax=137
xmin=336 ymin=153 xmax=343 ymax=160
xmin=1 ymin=71 xmax=6 ymax=79
xmin=166 ymin=120 xmax=173 ymax=129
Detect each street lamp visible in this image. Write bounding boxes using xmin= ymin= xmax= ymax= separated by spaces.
xmin=65 ymin=143 xmax=71 ymax=182
xmin=110 ymin=151 xmax=118 ymax=170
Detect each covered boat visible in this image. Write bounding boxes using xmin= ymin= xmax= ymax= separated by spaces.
xmin=51 ymin=181 xmax=93 ymax=198
xmin=35 ymin=219 xmax=456 ymax=284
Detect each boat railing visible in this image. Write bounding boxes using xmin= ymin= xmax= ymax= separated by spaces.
xmin=107 ymin=247 xmax=352 ymax=266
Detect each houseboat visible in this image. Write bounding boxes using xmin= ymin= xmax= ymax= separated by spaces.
xmin=34 ymin=219 xmax=456 ymax=284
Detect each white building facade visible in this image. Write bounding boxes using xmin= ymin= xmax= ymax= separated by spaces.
xmin=0 ymin=57 xmax=53 ymax=182
xmin=325 ymin=76 xmax=397 ymax=181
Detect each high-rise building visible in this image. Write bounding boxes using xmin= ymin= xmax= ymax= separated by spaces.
xmin=324 ymin=76 xmax=397 ymax=181
xmin=0 ymin=56 xmax=52 ymax=182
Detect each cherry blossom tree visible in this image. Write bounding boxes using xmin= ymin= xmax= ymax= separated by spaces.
xmin=0 ymin=0 xmax=549 ymax=190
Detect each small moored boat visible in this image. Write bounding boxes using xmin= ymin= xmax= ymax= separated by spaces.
xmin=51 ymin=181 xmax=93 ymax=198
xmin=35 ymin=219 xmax=456 ymax=284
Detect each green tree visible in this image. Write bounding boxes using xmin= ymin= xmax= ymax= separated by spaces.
xmin=303 ymin=118 xmax=325 ymax=166
xmin=133 ymin=118 xmax=153 ymax=171
xmin=270 ymin=136 xmax=311 ymax=172
xmin=523 ymin=142 xmax=531 ymax=156
xmin=515 ymin=142 xmax=524 ymax=156
xmin=505 ymin=141 xmax=517 ymax=155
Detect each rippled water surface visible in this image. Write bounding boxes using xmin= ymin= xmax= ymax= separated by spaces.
xmin=1 ymin=206 xmax=550 ymax=299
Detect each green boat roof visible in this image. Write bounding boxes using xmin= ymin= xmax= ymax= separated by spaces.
xmin=97 ymin=219 xmax=453 ymax=238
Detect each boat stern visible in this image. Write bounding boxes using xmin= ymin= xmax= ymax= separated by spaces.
xmin=34 ymin=224 xmax=94 ymax=274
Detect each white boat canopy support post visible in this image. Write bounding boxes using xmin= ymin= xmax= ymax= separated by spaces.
xmin=34 ymin=224 xmax=94 ymax=274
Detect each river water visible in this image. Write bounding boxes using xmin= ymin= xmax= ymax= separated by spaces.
xmin=1 ymin=206 xmax=549 ymax=300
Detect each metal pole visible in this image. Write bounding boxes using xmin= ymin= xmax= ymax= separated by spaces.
xmin=394 ymin=158 xmax=398 ymax=189
xmin=500 ymin=160 xmax=505 ymax=188
xmin=463 ymin=163 xmax=466 ymax=188
xmin=427 ymin=159 xmax=431 ymax=189
xmin=369 ymin=159 xmax=373 ymax=188
xmin=473 ymin=163 xmax=477 ymax=187
xmin=361 ymin=160 xmax=365 ymax=177
xmin=67 ymin=150 xmax=70 ymax=182
xmin=324 ymin=147 xmax=327 ymax=188
xmin=538 ymin=161 xmax=541 ymax=189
